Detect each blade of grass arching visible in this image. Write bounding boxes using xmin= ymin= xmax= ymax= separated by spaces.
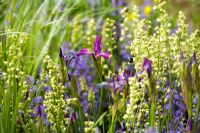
xmin=10 ymin=0 xmax=17 ymax=28
xmin=24 ymin=0 xmax=49 ymax=74
xmin=30 ymin=0 xmax=49 ymax=24
xmin=12 ymin=0 xmax=30 ymax=28
xmin=32 ymin=1 xmax=81 ymax=77
xmin=53 ymin=27 xmax=67 ymax=63
xmin=46 ymin=0 xmax=63 ymax=22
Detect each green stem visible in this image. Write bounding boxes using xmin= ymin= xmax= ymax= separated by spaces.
xmin=148 ymin=76 xmax=155 ymax=128
xmin=150 ymin=98 xmax=155 ymax=127
xmin=192 ymin=95 xmax=200 ymax=132
xmin=91 ymin=54 xmax=104 ymax=116
xmin=109 ymin=113 xmax=115 ymax=133
xmin=92 ymin=102 xmax=97 ymax=122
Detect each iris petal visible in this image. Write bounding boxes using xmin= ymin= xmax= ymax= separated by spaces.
xmin=142 ymin=57 xmax=152 ymax=78
xmin=93 ymin=36 xmax=102 ymax=55
xmin=96 ymin=51 xmax=110 ymax=59
xmin=76 ymin=49 xmax=90 ymax=56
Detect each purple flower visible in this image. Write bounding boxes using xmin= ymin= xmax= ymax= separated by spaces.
xmin=31 ymin=96 xmax=43 ymax=107
xmin=123 ymin=68 xmax=134 ymax=83
xmin=142 ymin=57 xmax=152 ymax=78
xmin=71 ymin=113 xmax=76 ymax=122
xmin=42 ymin=86 xmax=51 ymax=93
xmin=33 ymin=104 xmax=45 ymax=117
xmin=76 ymin=49 xmax=90 ymax=56
xmin=42 ymin=114 xmax=51 ymax=126
xmin=64 ymin=112 xmax=76 ymax=123
xmin=59 ymin=47 xmax=64 ymax=58
xmin=34 ymin=96 xmax=43 ymax=103
xmin=76 ymin=36 xmax=110 ymax=59
xmin=93 ymin=36 xmax=102 ymax=55
xmin=59 ymin=47 xmax=74 ymax=66
xmin=25 ymin=76 xmax=34 ymax=85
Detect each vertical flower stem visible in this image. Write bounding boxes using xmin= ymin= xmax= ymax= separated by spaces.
xmin=92 ymin=102 xmax=97 ymax=122
xmin=192 ymin=94 xmax=200 ymax=132
xmin=148 ymin=76 xmax=155 ymax=127
xmin=91 ymin=54 xmax=104 ymax=116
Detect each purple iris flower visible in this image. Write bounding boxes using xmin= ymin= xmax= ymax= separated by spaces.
xmin=123 ymin=68 xmax=134 ymax=83
xmin=76 ymin=36 xmax=110 ymax=59
xmin=59 ymin=47 xmax=74 ymax=66
xmin=142 ymin=57 xmax=152 ymax=78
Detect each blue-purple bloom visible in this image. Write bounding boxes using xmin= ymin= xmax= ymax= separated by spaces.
xmin=76 ymin=36 xmax=110 ymax=59
xmin=64 ymin=112 xmax=76 ymax=123
xmin=33 ymin=104 xmax=45 ymax=117
xmin=42 ymin=86 xmax=51 ymax=93
xmin=59 ymin=47 xmax=74 ymax=66
xmin=142 ymin=57 xmax=152 ymax=78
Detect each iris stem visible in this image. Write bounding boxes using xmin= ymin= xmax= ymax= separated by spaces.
xmin=91 ymin=54 xmax=104 ymax=116
xmin=148 ymin=77 xmax=155 ymax=127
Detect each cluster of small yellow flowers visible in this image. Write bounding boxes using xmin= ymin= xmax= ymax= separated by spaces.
xmin=135 ymin=102 xmax=149 ymax=129
xmin=3 ymin=43 xmax=25 ymax=90
xmin=85 ymin=18 xmax=96 ymax=50
xmin=120 ymin=5 xmax=139 ymax=43
xmin=8 ymin=32 xmax=28 ymax=45
xmin=66 ymin=97 xmax=79 ymax=106
xmin=170 ymin=11 xmax=190 ymax=84
xmin=101 ymin=18 xmax=116 ymax=58
xmin=190 ymin=30 xmax=200 ymax=61
xmin=42 ymin=54 xmax=67 ymax=132
xmin=123 ymin=76 xmax=147 ymax=129
xmin=101 ymin=58 xmax=114 ymax=80
xmin=152 ymin=2 xmax=173 ymax=87
xmin=88 ymin=88 xmax=95 ymax=104
xmin=104 ymin=66 xmax=114 ymax=80
xmin=129 ymin=19 xmax=152 ymax=72
xmin=84 ymin=121 xmax=95 ymax=133
xmin=144 ymin=5 xmax=152 ymax=16
xmin=80 ymin=77 xmax=88 ymax=92
xmin=176 ymin=11 xmax=189 ymax=58
xmin=71 ymin=16 xmax=83 ymax=47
